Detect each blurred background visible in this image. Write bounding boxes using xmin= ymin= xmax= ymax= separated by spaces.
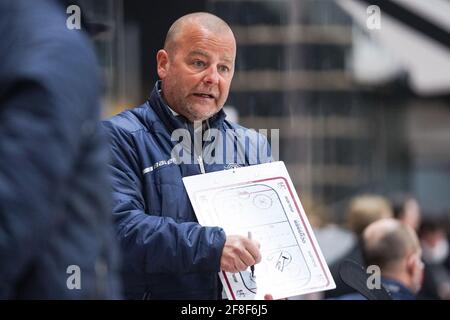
xmin=77 ymin=0 xmax=449 ymax=225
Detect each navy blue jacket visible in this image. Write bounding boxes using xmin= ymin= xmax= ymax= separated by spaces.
xmin=102 ymin=82 xmax=272 ymax=299
xmin=0 ymin=0 xmax=120 ymax=299
xmin=337 ymin=278 xmax=416 ymax=300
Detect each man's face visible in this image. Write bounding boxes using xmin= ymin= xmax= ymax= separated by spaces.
xmin=157 ymin=26 xmax=236 ymax=122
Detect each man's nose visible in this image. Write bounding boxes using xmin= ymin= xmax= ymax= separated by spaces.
xmin=203 ymin=65 xmax=220 ymax=85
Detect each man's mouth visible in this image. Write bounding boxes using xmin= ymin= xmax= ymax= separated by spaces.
xmin=193 ymin=93 xmax=215 ymax=99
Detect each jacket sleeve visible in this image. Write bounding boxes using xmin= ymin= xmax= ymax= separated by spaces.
xmin=102 ymin=121 xmax=226 ymax=275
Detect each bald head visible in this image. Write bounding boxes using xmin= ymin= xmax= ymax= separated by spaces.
xmin=164 ymin=12 xmax=234 ymax=54
xmin=363 ymin=218 xmax=420 ymax=272
xmin=156 ymin=12 xmax=236 ymax=122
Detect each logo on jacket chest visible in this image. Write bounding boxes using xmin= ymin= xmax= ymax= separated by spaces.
xmin=223 ymin=163 xmax=242 ymax=170
xmin=142 ymin=158 xmax=177 ymax=175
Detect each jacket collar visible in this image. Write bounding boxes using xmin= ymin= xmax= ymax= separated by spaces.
xmin=381 ymin=277 xmax=416 ymax=300
xmin=148 ymin=81 xmax=227 ymax=134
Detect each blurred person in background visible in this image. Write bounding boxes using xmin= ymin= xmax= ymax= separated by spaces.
xmin=325 ymin=194 xmax=392 ymax=298
xmin=390 ymin=193 xmax=422 ymax=232
xmin=303 ymin=196 xmax=356 ymax=267
xmin=0 ymin=0 xmax=120 ymax=298
xmin=417 ymin=215 xmax=450 ymax=300
xmin=338 ymin=218 xmax=424 ymax=300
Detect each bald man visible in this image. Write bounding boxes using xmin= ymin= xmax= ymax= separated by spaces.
xmin=102 ymin=13 xmax=272 ymax=299
xmin=340 ymin=219 xmax=424 ymax=300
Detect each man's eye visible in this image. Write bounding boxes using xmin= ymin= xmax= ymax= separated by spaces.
xmin=193 ymin=60 xmax=205 ymax=67
xmin=219 ymin=65 xmax=230 ymax=73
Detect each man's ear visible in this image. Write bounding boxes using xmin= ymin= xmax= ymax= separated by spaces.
xmin=406 ymin=252 xmax=421 ymax=276
xmin=406 ymin=253 xmax=415 ymax=275
xmin=157 ymin=49 xmax=169 ymax=79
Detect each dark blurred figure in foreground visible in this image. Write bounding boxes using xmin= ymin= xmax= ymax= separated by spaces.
xmin=0 ymin=0 xmax=120 ymax=298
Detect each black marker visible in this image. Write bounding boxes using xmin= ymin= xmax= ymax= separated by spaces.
xmin=248 ymin=231 xmax=255 ymax=277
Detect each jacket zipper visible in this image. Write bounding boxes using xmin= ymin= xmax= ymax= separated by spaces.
xmin=194 ymin=120 xmax=207 ymax=175
xmin=197 ymin=155 xmax=206 ymax=174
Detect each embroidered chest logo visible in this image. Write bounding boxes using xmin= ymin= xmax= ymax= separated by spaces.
xmin=143 ymin=158 xmax=177 ymax=174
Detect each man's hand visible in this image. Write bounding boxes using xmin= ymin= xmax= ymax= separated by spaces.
xmin=220 ymin=235 xmax=261 ymax=273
